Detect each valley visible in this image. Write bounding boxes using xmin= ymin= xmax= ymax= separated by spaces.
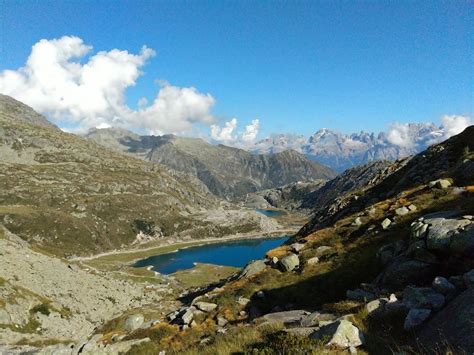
xmin=0 ymin=95 xmax=473 ymax=354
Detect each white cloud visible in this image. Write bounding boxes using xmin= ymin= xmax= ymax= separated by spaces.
xmin=241 ymin=119 xmax=260 ymax=142
xmin=210 ymin=118 xmax=261 ymax=146
xmin=387 ymin=123 xmax=416 ymax=148
xmin=0 ymin=36 xmax=216 ymax=134
xmin=440 ymin=115 xmax=471 ymax=139
xmin=210 ymin=118 xmax=237 ymax=141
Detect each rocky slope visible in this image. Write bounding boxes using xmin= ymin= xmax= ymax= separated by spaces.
xmin=86 ymin=128 xmax=336 ymax=199
xmin=252 ymin=124 xmax=459 ymax=172
xmin=93 ymin=126 xmax=473 ymax=354
xmin=0 ymin=95 xmax=282 ymax=257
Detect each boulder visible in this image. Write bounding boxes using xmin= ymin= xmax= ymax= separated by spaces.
xmin=300 ymin=311 xmax=337 ymax=327
xmin=417 ymin=289 xmax=474 ymax=352
xmin=365 ymin=299 xmax=387 ymax=315
xmin=432 ymin=277 xmax=456 ymax=295
xmin=381 ymin=218 xmax=392 ymax=230
xmin=290 ymin=243 xmax=305 ymax=252
xmin=450 ymin=224 xmax=474 ymax=255
xmin=380 ymin=259 xmax=436 ymax=288
xmin=425 ymin=217 xmax=471 ymax=252
xmin=404 ymin=308 xmax=431 ymax=330
xmin=181 ymin=308 xmax=195 ymax=324
xmin=306 ymin=257 xmax=319 ymax=265
xmin=261 ymin=310 xmax=310 ymax=327
xmin=195 ymin=302 xmax=218 ymax=312
xmin=428 ymin=179 xmax=452 ymax=189
xmin=310 ymin=320 xmax=364 ymax=349
xmin=124 ymin=314 xmax=144 ymax=331
xmin=280 ymin=254 xmax=300 ymax=272
xmin=403 ymin=287 xmax=445 ymax=310
xmin=395 ymin=207 xmax=410 ymax=216
xmin=240 ymin=259 xmax=267 ymax=278
xmin=463 ymin=269 xmax=474 ymax=288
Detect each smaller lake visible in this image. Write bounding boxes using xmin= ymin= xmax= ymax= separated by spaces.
xmin=256 ymin=209 xmax=285 ymax=217
xmin=133 ymin=236 xmax=289 ymax=274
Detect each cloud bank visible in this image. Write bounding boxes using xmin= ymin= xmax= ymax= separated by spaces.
xmin=210 ymin=118 xmax=260 ymax=146
xmin=0 ymin=36 xmax=216 ymax=134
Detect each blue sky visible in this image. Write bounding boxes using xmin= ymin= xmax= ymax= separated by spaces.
xmin=0 ymin=0 xmax=472 ymax=138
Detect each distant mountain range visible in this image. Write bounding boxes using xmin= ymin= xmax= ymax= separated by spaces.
xmin=250 ymin=124 xmax=451 ymax=172
xmin=85 ymin=127 xmax=336 ymax=199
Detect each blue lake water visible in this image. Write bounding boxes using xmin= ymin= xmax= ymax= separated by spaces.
xmin=133 ymin=236 xmax=289 ymax=274
xmin=255 ymin=209 xmax=285 ymax=217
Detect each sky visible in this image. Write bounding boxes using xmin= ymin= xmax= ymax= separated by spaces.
xmin=0 ymin=0 xmax=472 ymax=144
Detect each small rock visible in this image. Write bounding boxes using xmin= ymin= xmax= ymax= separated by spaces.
xmin=411 ymin=221 xmax=428 ymax=239
xmin=365 ymin=299 xmax=387 ymax=315
xmin=290 ymin=243 xmax=305 ymax=252
xmin=432 ymin=276 xmax=456 ymax=295
xmin=352 ymin=217 xmax=362 ymax=226
xmin=300 ymin=311 xmax=336 ymax=327
xmin=404 ymin=308 xmax=431 ymax=330
xmin=310 ymin=320 xmax=364 ymax=349
xmin=257 ymin=291 xmax=265 ymax=298
xmin=315 ymin=246 xmax=332 ymax=256
xmin=124 ymin=314 xmax=144 ymax=331
xmin=181 ymin=308 xmax=195 ymax=324
xmin=200 ymin=337 xmax=211 ymax=345
xmin=280 ymin=253 xmax=300 ymax=272
xmin=381 ymin=218 xmax=392 ymax=230
xmin=306 ymin=256 xmax=319 ymax=265
xmin=195 ymin=302 xmax=218 ymax=312
xmin=237 ymin=297 xmax=250 ymax=306
xmin=408 ymin=204 xmax=417 ymax=212
xmin=217 ymin=316 xmax=228 ymax=327
xmin=240 ymin=259 xmax=267 ymax=278
xmin=395 ymin=207 xmax=410 ymax=216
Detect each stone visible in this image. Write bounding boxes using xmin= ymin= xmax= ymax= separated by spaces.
xmin=272 ymin=256 xmax=279 ymax=264
xmin=404 ymin=308 xmax=431 ymax=330
xmin=463 ymin=269 xmax=474 ymax=288
xmin=432 ymin=277 xmax=456 ymax=295
xmin=395 ymin=207 xmax=410 ymax=216
xmin=315 ymin=246 xmax=332 ymax=256
xmin=195 ymin=302 xmax=218 ymax=312
xmin=290 ymin=243 xmax=305 ymax=252
xmin=262 ymin=310 xmax=310 ymax=326
xmin=425 ymin=217 xmax=471 ymax=252
xmin=365 ymin=299 xmax=387 ymax=315
xmin=428 ymin=179 xmax=452 ymax=189
xmin=240 ymin=259 xmax=267 ymax=278
xmin=352 ymin=217 xmax=362 ymax=226
xmin=124 ymin=314 xmax=144 ymax=331
xmin=306 ymin=257 xmax=319 ymax=265
xmin=450 ymin=224 xmax=474 ymax=255
xmin=181 ymin=308 xmax=195 ymax=324
xmin=403 ymin=286 xmax=445 ymax=310
xmin=411 ymin=221 xmax=429 ymax=239
xmin=381 ymin=218 xmax=392 ymax=230
xmin=257 ymin=290 xmax=265 ymax=298
xmin=300 ymin=311 xmax=337 ymax=327
xmin=237 ymin=297 xmax=250 ymax=306
xmin=280 ymin=253 xmax=300 ymax=272
xmin=381 ymin=260 xmax=436 ymax=288
xmin=408 ymin=204 xmax=417 ymax=212
xmin=310 ymin=320 xmax=364 ymax=349
xmin=217 ymin=316 xmax=228 ymax=327
xmin=346 ymin=289 xmax=375 ymax=302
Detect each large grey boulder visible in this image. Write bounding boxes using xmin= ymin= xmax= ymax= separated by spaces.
xmin=417 ymin=289 xmax=474 ymax=352
xmin=195 ymin=302 xmax=217 ymax=312
xmin=280 ymin=253 xmax=300 ymax=272
xmin=404 ymin=308 xmax=431 ymax=330
xmin=425 ymin=217 xmax=471 ymax=251
xmin=310 ymin=320 xmax=364 ymax=349
xmin=240 ymin=259 xmax=267 ymax=278
xmin=124 ymin=314 xmax=144 ymax=331
xmin=261 ymin=310 xmax=310 ymax=326
xmin=403 ymin=287 xmax=445 ymax=310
